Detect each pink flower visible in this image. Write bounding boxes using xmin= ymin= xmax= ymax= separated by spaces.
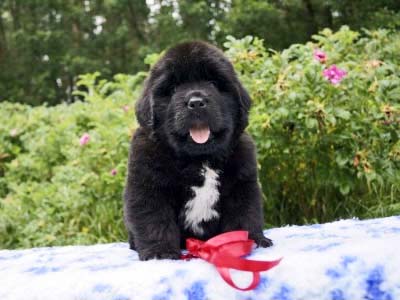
xmin=79 ymin=133 xmax=90 ymax=146
xmin=313 ymin=49 xmax=327 ymax=63
xmin=110 ymin=169 xmax=117 ymax=176
xmin=122 ymin=105 xmax=130 ymax=112
xmin=323 ymin=65 xmax=347 ymax=85
xmin=9 ymin=129 xmax=18 ymax=137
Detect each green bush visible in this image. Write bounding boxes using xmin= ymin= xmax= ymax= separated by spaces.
xmin=1 ymin=27 xmax=399 ymax=248
xmin=225 ymin=27 xmax=400 ymax=225
xmin=0 ymin=72 xmax=145 ymax=248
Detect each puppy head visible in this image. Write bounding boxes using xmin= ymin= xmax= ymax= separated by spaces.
xmin=136 ymin=41 xmax=251 ymax=157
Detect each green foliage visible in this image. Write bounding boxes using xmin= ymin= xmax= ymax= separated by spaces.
xmin=0 ymin=1 xmax=399 ymax=106
xmin=0 ymin=27 xmax=399 ymax=249
xmin=0 ymin=71 xmax=145 ymax=248
xmin=0 ymin=0 xmax=150 ymax=105
xmin=217 ymin=0 xmax=400 ymax=49
xmin=225 ymin=27 xmax=400 ymax=225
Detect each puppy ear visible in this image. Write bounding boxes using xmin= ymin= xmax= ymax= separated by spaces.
xmin=135 ymin=85 xmax=154 ymax=128
xmin=235 ymin=81 xmax=252 ymax=131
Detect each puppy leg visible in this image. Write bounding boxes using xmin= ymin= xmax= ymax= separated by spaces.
xmin=128 ymin=231 xmax=136 ymax=250
xmin=221 ymin=180 xmax=273 ymax=248
xmin=125 ymin=189 xmax=181 ymax=260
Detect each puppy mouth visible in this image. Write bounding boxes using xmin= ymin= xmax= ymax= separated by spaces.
xmin=189 ymin=123 xmax=211 ymax=144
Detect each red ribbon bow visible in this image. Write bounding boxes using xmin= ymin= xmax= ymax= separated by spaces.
xmin=181 ymin=231 xmax=282 ymax=291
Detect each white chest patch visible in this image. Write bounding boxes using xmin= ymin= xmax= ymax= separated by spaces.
xmin=184 ymin=164 xmax=220 ymax=235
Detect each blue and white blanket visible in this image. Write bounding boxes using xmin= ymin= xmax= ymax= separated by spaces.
xmin=1 ymin=216 xmax=399 ymax=300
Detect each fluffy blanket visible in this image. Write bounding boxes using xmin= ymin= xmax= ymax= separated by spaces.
xmin=1 ymin=216 xmax=399 ymax=300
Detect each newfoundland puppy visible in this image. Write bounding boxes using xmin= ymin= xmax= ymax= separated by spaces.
xmin=123 ymin=41 xmax=272 ymax=260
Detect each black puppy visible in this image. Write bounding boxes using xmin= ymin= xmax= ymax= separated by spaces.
xmin=123 ymin=41 xmax=272 ymax=260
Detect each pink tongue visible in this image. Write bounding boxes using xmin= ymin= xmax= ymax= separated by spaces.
xmin=189 ymin=126 xmax=210 ymax=144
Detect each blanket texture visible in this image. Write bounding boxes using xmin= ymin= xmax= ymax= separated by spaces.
xmin=1 ymin=216 xmax=399 ymax=300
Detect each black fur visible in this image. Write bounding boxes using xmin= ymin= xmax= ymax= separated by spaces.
xmin=124 ymin=41 xmax=272 ymax=261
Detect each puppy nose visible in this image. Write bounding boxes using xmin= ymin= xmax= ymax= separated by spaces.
xmin=187 ymin=97 xmax=207 ymax=110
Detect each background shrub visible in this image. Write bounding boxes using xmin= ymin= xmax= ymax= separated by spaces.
xmin=1 ymin=1 xmax=398 ymax=106
xmin=0 ymin=27 xmax=399 ymax=248
xmin=0 ymin=72 xmax=145 ymax=248
xmin=226 ymin=27 xmax=400 ymax=225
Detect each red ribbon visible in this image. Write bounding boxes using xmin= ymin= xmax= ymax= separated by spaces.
xmin=181 ymin=231 xmax=282 ymax=291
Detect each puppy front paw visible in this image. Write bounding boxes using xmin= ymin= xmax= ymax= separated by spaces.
xmin=139 ymin=248 xmax=181 ymax=261
xmin=252 ymin=234 xmax=273 ymax=248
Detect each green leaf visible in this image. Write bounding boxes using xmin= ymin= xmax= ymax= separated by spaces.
xmin=276 ymin=107 xmax=289 ymax=118
xmin=326 ymin=114 xmax=337 ymax=126
xmin=335 ymin=154 xmax=348 ymax=167
xmin=339 ymin=183 xmax=351 ymax=195
xmin=305 ymin=118 xmax=318 ymax=129
xmin=334 ymin=108 xmax=351 ymax=120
